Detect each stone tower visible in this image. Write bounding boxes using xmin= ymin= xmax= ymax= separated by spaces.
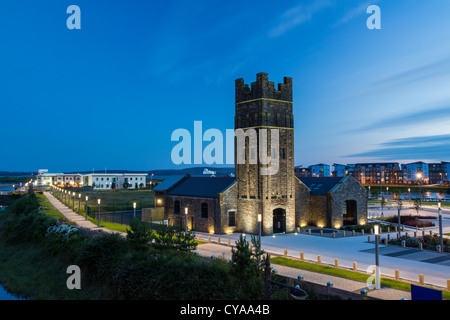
xmin=234 ymin=73 xmax=295 ymax=235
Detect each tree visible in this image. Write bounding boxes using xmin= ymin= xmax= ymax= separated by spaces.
xmin=126 ymin=218 xmax=153 ymax=252
xmin=123 ymin=182 xmax=130 ymax=189
xmin=414 ymin=198 xmax=422 ymax=215
xmin=380 ymin=196 xmax=387 ymax=217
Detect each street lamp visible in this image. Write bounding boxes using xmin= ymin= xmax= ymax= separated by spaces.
xmin=258 ymin=213 xmax=262 ymax=267
xmin=97 ymin=199 xmax=101 ymax=228
xmin=439 ymin=202 xmax=443 ymax=253
xmin=408 ymin=188 xmax=411 ymax=202
xmin=373 ymin=224 xmax=381 ymax=289
xmin=78 ymin=193 xmax=81 ymax=215
xmin=85 ymin=196 xmax=89 ymax=220
xmin=133 ymin=202 xmax=137 ymax=218
xmin=72 ymin=192 xmax=75 ymax=210
xmin=185 ymin=207 xmax=188 ymax=234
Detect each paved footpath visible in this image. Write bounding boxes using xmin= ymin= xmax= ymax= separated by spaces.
xmin=44 ymin=192 xmax=125 ymax=235
xmin=195 ymin=242 xmax=411 ymax=300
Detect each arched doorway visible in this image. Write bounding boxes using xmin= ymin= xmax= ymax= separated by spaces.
xmin=343 ymin=200 xmax=357 ymax=226
xmin=273 ymin=208 xmax=286 ymax=233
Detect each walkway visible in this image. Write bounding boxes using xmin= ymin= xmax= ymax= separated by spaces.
xmin=43 ymin=192 xmax=125 ymax=235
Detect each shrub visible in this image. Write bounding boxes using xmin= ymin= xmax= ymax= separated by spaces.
xmin=126 ymin=218 xmax=152 ymax=252
xmin=151 ymin=226 xmax=197 ymax=253
xmin=75 ymin=232 xmax=129 ymax=283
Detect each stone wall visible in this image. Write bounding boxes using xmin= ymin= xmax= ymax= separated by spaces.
xmin=219 ymin=182 xmax=238 ymax=234
xmin=294 ymin=178 xmax=311 ymax=227
xmin=165 ymin=195 xmax=218 ymax=233
xmin=329 ymin=176 xmax=368 ymax=228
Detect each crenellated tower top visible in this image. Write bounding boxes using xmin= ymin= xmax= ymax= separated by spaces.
xmin=235 ymin=73 xmax=292 ymax=103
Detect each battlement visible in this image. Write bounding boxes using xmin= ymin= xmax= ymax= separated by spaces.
xmin=235 ymin=73 xmax=292 ymax=103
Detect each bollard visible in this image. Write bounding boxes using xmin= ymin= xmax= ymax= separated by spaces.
xmin=335 ymin=258 xmax=339 ymax=268
xmin=208 ymin=236 xmax=211 ymax=243
xmin=198 ymin=234 xmax=202 ymax=241
xmin=308 ymin=229 xmax=311 ymax=235
xmin=227 ymin=239 xmax=230 ymax=247
xmin=353 ymin=261 xmax=357 ymax=272
xmin=300 ymin=252 xmax=304 ymax=261
xmin=387 ymin=227 xmax=390 ymax=233
xmin=447 ymin=280 xmax=450 ymax=292
xmin=361 ymin=289 xmax=368 ymax=299
xmin=343 ymin=231 xmax=346 ymax=237
xmin=419 ymin=274 xmax=424 ymax=286
xmin=370 ymin=228 xmax=373 ymax=235
xmin=361 ymin=229 xmax=365 ymax=235
xmin=284 ymin=249 xmax=287 ymax=257
xmin=395 ymin=269 xmax=399 ymax=280
xmin=217 ymin=237 xmax=220 ymax=245
xmin=320 ymin=230 xmax=323 ymax=236
xmin=419 ymin=243 xmax=423 ymax=250
xmin=368 ymin=236 xmax=371 ymax=243
xmin=352 ymin=230 xmax=355 ymax=237
xmin=384 ymin=238 xmax=388 ymax=245
xmin=317 ymin=255 xmax=321 ymax=264
xmin=332 ymin=232 xmax=336 ymax=238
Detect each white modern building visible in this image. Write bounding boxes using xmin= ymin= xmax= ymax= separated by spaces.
xmin=82 ymin=173 xmax=148 ymax=190
xmin=36 ymin=169 xmax=148 ymax=190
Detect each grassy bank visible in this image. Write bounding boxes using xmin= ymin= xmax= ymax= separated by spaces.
xmin=0 ymin=191 xmax=270 ymax=300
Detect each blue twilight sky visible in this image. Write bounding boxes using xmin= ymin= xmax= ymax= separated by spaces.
xmin=1 ymin=0 xmax=450 ymax=172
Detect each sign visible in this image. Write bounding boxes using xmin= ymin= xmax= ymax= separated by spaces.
xmin=411 ymin=284 xmax=443 ymax=300
xmin=164 ymin=220 xmax=169 ymax=226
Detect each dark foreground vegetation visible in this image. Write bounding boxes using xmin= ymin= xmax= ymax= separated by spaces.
xmin=0 ymin=190 xmax=287 ymax=300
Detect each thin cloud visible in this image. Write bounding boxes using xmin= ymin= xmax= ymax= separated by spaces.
xmin=347 ymin=134 xmax=450 ymax=161
xmin=331 ymin=0 xmax=380 ymax=28
xmin=268 ymin=0 xmax=335 ymax=38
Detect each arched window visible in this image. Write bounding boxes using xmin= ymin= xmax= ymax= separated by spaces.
xmin=201 ymin=203 xmax=208 ymax=218
xmin=174 ymin=200 xmax=180 ymax=214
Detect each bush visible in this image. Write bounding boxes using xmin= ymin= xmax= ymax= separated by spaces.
xmin=126 ymin=218 xmax=152 ymax=252
xmin=8 ymin=190 xmax=39 ymax=215
xmin=151 ymin=226 xmax=197 ymax=253
xmin=75 ymin=232 xmax=129 ymax=283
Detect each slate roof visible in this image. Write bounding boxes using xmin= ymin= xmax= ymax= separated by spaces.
xmin=297 ymin=176 xmax=345 ymax=196
xmin=152 ymin=175 xmax=188 ymax=191
xmin=166 ymin=176 xmax=236 ymax=198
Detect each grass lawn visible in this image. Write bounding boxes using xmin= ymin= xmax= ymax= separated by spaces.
xmin=270 ymin=256 xmax=450 ymax=300
xmin=55 ymin=189 xmax=155 ymax=213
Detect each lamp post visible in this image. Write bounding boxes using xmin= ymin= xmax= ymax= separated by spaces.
xmin=397 ymin=203 xmax=401 ymax=239
xmin=439 ymin=202 xmax=443 ymax=253
xmin=97 ymin=199 xmax=101 ymax=228
xmin=72 ymin=192 xmax=75 ymax=210
xmin=85 ymin=196 xmax=89 ymax=220
xmin=64 ymin=190 xmax=67 ymax=206
xmin=374 ymin=224 xmax=381 ymax=289
xmin=133 ymin=202 xmax=137 ymax=218
xmin=417 ymin=172 xmax=423 ymax=207
xmin=408 ymin=188 xmax=411 ymax=202
xmin=258 ymin=213 xmax=262 ymax=267
xmin=78 ymin=193 xmax=81 ymax=215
